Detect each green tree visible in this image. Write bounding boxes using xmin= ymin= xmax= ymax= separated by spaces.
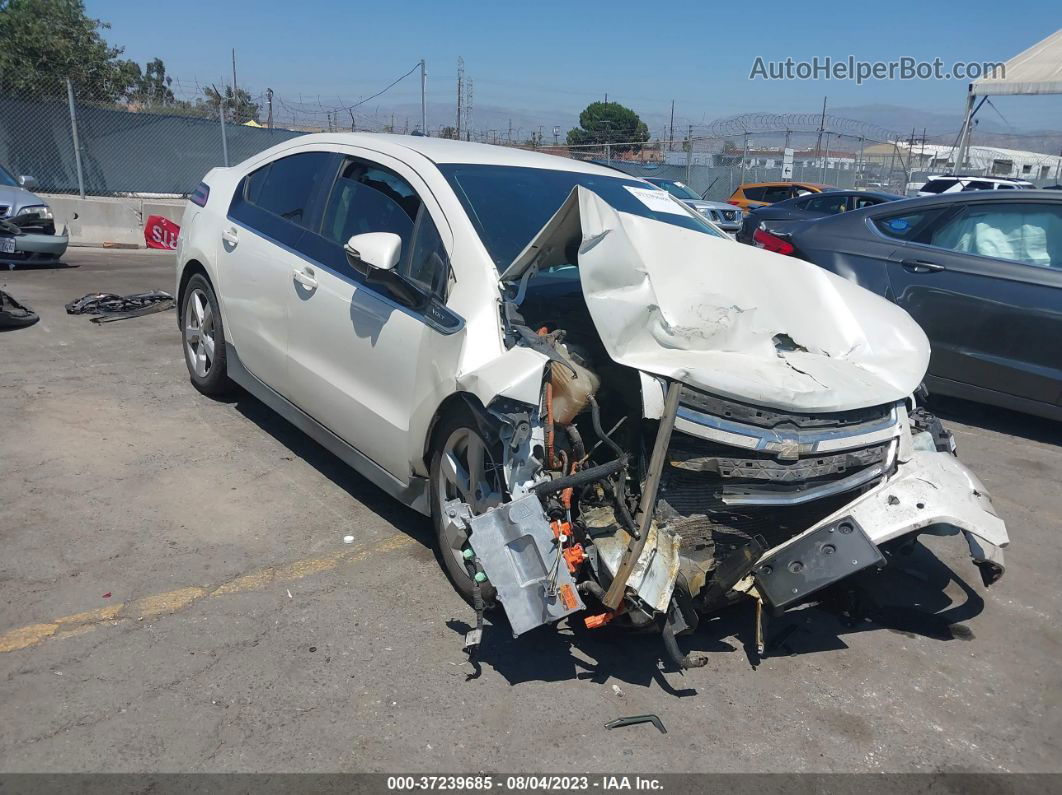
xmin=567 ymin=101 xmax=649 ymax=154
xmin=0 ymin=0 xmax=136 ymax=100
xmin=201 ymin=85 xmax=260 ymax=124
xmin=127 ymin=58 xmax=176 ymax=106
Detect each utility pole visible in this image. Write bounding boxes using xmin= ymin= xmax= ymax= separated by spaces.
xmin=507 ymin=118 xmax=512 ymax=145
xmin=821 ymin=133 xmax=831 ymax=182
xmin=464 ymin=77 xmax=473 ymax=141
xmin=419 ymin=59 xmax=427 ymax=135
xmin=456 ymin=56 xmax=464 ymax=140
xmin=668 ymin=99 xmax=675 ymax=152
xmin=231 ymin=48 xmax=238 ymax=107
xmin=553 ymin=126 xmax=559 ymax=147
xmin=740 ymin=132 xmax=749 ymax=185
xmin=857 ymin=136 xmax=865 ymax=184
xmin=686 ymin=124 xmax=693 ymax=184
xmin=815 ymin=96 xmax=827 ymax=168
xmin=265 ymin=88 xmax=273 ymax=130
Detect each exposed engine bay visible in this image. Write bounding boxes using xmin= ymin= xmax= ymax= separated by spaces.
xmin=448 ymin=186 xmax=1009 ymax=668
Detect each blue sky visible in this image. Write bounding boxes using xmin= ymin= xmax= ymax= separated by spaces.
xmin=86 ymin=0 xmax=1062 ymax=135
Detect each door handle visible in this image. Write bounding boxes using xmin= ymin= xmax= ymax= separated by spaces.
xmin=221 ymin=228 xmax=239 ymax=247
xmin=292 ymin=266 xmax=318 ymax=289
xmin=901 ymin=258 xmax=945 ymax=273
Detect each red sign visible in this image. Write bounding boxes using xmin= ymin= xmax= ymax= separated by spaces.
xmin=145 ymin=215 xmax=180 ymax=250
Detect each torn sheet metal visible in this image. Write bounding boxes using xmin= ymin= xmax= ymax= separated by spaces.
xmin=505 ymin=187 xmax=931 ymax=413
xmin=593 ymin=520 xmax=682 ymax=614
xmin=466 ymin=494 xmax=585 ymax=635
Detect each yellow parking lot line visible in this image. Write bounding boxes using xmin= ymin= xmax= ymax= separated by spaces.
xmin=0 ymin=533 xmax=416 ymax=654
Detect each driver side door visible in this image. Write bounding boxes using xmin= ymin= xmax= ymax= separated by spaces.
xmin=285 ymin=152 xmax=462 ymax=481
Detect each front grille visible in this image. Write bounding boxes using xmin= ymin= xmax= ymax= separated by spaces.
xmin=657 ymin=389 xmax=898 ymax=568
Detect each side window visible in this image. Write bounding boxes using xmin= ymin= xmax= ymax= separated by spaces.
xmin=321 ymin=159 xmax=419 ymax=250
xmin=400 ymin=209 xmax=449 ymax=298
xmin=804 ymin=195 xmax=848 ymax=214
xmin=852 ymin=195 xmax=881 ymax=210
xmin=963 ymin=180 xmax=994 ymax=192
xmin=928 ymin=203 xmax=1062 ymax=268
xmin=872 ymin=209 xmax=943 ymax=241
xmin=251 ymin=152 xmax=333 ymax=227
xmin=742 ymin=186 xmax=766 ymax=202
xmin=761 ymin=186 xmax=791 ymax=203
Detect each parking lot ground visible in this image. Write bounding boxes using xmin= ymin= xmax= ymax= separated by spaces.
xmin=1 ymin=248 xmax=1061 ymax=773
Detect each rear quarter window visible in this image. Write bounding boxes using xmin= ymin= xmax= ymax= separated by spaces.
xmin=741 ymin=186 xmax=766 ymax=201
xmin=871 ymin=209 xmax=944 ymax=241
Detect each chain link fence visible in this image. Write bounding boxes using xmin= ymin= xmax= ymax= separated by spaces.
xmin=4 ymin=78 xmax=1060 ymax=200
xmin=0 ymin=77 xmax=302 ymax=197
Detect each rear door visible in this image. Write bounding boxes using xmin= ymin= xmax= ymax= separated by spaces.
xmin=885 ymin=199 xmax=1062 ymax=405
xmin=223 ymin=150 xmax=335 ymax=395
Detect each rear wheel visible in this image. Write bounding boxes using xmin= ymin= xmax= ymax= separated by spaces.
xmin=181 ymin=274 xmax=232 ymax=396
xmin=429 ymin=411 xmax=505 ymax=604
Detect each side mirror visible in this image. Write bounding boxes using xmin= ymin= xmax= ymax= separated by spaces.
xmin=344 ymin=232 xmax=402 ymax=271
xmin=18 ymin=175 xmax=37 ymax=190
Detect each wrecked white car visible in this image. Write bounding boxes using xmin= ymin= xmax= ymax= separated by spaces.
xmin=177 ymin=134 xmax=1007 ymax=666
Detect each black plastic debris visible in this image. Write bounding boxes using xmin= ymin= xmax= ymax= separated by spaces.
xmin=65 ymin=290 xmax=174 ymax=323
xmin=0 ymin=289 xmax=39 ymax=329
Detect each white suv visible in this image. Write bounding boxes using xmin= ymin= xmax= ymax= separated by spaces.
xmin=917 ymin=174 xmax=1034 ymax=196
xmin=176 ymin=134 xmax=1007 ymax=655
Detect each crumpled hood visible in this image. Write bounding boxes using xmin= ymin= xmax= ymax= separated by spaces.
xmin=503 ymin=186 xmax=930 ymax=413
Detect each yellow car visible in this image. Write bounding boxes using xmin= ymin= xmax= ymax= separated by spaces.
xmin=727 ymin=181 xmax=836 ymax=213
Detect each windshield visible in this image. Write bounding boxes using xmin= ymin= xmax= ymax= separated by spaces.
xmin=440 ymin=164 xmax=722 ymax=268
xmin=647 ymin=178 xmax=700 ymax=201
xmin=0 ymin=164 xmax=17 ymax=187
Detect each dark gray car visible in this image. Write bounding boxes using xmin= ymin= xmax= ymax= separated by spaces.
xmin=737 ymin=189 xmax=903 ymax=244
xmin=785 ymin=190 xmax=1062 ymax=421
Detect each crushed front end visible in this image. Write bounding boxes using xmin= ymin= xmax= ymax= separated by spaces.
xmin=450 ymin=185 xmax=1008 ymax=665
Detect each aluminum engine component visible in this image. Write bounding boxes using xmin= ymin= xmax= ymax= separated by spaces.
xmin=465 ymin=494 xmax=585 ymax=635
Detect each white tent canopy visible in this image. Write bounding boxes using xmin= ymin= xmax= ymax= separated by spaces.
xmin=956 ymin=28 xmax=1062 ymax=171
xmin=973 ymin=28 xmax=1062 ymax=96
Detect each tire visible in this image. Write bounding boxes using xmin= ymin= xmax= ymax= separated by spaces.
xmin=180 ymin=273 xmax=232 ymax=396
xmin=429 ymin=409 xmax=505 ymax=605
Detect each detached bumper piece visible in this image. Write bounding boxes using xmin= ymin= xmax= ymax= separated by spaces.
xmin=753 ymin=516 xmax=885 ymax=608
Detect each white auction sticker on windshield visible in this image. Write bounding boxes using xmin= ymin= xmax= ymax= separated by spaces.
xmin=623 ymin=186 xmax=687 ymax=216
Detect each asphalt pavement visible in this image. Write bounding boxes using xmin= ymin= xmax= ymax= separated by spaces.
xmin=1 ymin=248 xmax=1060 ymax=773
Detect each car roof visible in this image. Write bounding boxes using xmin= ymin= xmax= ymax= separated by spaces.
xmin=769 ymin=189 xmax=903 ymax=204
xmin=738 ymin=181 xmax=835 ymax=190
xmin=286 ymin=132 xmax=620 ymax=176
xmin=852 ymin=188 xmax=1062 ymax=214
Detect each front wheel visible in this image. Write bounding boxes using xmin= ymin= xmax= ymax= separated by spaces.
xmin=181 ymin=273 xmax=232 ymax=396
xmin=429 ymin=411 xmax=506 ymax=604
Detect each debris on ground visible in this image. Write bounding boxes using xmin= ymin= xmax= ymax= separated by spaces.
xmin=0 ymin=289 xmax=39 ymax=329
xmin=65 ymin=290 xmax=174 ymax=323
xmin=604 ymin=714 xmax=667 ymax=734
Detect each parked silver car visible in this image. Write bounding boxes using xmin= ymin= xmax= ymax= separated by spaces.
xmin=643 ymin=177 xmax=742 ymax=236
xmin=0 ymin=164 xmax=68 ymax=264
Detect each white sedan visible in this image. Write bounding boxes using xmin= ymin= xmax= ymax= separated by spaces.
xmin=176 ymin=134 xmax=1007 ymax=657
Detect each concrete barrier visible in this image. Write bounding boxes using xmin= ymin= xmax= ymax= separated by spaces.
xmin=40 ymin=194 xmax=186 ymax=248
